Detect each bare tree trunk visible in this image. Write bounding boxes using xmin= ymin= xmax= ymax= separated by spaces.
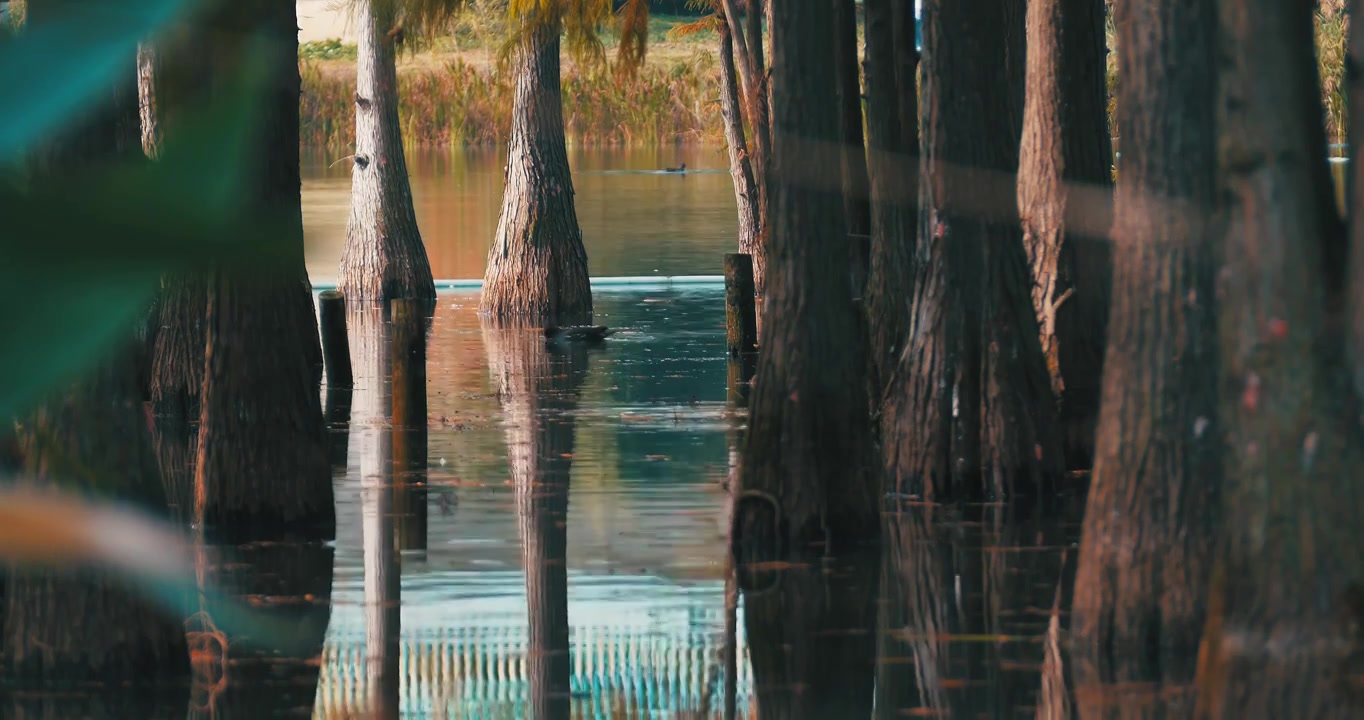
xmin=1068 ymin=0 xmax=1219 ymax=715
xmin=717 ymin=17 xmax=762 ymax=273
xmin=834 ymin=0 xmax=871 ymax=250
xmin=1017 ymin=0 xmax=1113 ymax=469
xmin=880 ymin=0 xmax=1061 ymax=504
xmin=339 ymin=0 xmax=436 ymax=316
xmin=863 ymin=0 xmax=919 ymax=398
xmin=480 ymin=16 xmax=592 ymax=326
xmin=137 ymin=42 xmax=160 ymax=158
xmin=1349 ymin=0 xmax=1364 ymax=395
xmin=1196 ymin=1 xmax=1364 ymax=716
xmin=482 ymin=325 xmax=586 ymax=720
xmin=192 ymin=0 xmax=333 ymax=541
xmin=735 ymin=0 xmax=877 ymax=554
xmin=720 ymin=0 xmax=772 ymax=297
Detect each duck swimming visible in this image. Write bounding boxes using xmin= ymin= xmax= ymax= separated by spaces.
xmin=664 ymin=163 xmax=687 ymax=173
xmin=544 ymin=325 xmax=617 ymax=343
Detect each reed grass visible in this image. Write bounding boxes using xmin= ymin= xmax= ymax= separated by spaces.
xmin=299 ymin=49 xmax=724 ymax=149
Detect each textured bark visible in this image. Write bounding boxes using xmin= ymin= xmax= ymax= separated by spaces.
xmin=480 ymin=16 xmax=591 ymax=326
xmin=833 ymin=0 xmax=870 ymax=246
xmin=735 ymin=0 xmax=877 ymax=554
xmin=1195 ymin=1 xmax=1364 ymax=716
xmin=1068 ymin=0 xmax=1219 ymax=715
xmin=863 ymin=0 xmax=919 ymax=398
xmin=1017 ymin=0 xmax=1113 ymax=469
xmin=741 ymin=548 xmax=878 ymax=719
xmin=720 ymin=0 xmax=771 ymax=296
xmin=1350 ymin=0 xmax=1364 ymax=395
xmin=192 ymin=0 xmax=333 ymax=542
xmin=880 ymin=0 xmax=1061 ymax=504
xmin=338 ymin=0 xmax=436 ymax=316
xmin=137 ymin=42 xmax=160 ymax=158
xmin=718 ymin=17 xmax=763 ymax=277
xmin=482 ymin=324 xmax=586 ymax=720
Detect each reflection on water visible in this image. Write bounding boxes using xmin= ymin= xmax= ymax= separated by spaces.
xmin=302 ymin=148 xmax=742 ymax=284
xmin=4 ymin=289 xmax=1088 ymax=718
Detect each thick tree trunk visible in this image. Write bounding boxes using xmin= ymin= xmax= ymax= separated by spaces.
xmin=717 ymin=18 xmax=762 ymax=273
xmin=339 ymin=0 xmax=436 ymax=316
xmin=833 ymin=0 xmax=871 ymax=250
xmin=480 ymin=17 xmax=592 ymax=326
xmin=863 ymin=0 xmax=919 ymax=398
xmin=1196 ymin=1 xmax=1364 ymax=716
xmin=1017 ymin=0 xmax=1113 ymax=470
xmin=192 ymin=0 xmax=333 ymax=542
xmin=735 ymin=0 xmax=877 ymax=554
xmin=482 ymin=324 xmax=586 ymax=720
xmin=1068 ymin=0 xmax=1219 ymax=715
xmin=880 ymin=0 xmax=1061 ymax=504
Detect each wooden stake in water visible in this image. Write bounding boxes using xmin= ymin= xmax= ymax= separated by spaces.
xmin=318 ymin=290 xmax=353 ymax=390
xmin=724 ymin=253 xmax=758 ymax=358
xmin=388 ymin=299 xmax=428 ymax=553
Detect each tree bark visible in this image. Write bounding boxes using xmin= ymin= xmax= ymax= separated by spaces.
xmin=339 ymin=0 xmax=436 ymax=316
xmin=1068 ymin=0 xmax=1220 ymax=715
xmin=717 ymin=17 xmax=762 ymax=274
xmin=720 ymin=0 xmax=771 ymax=297
xmin=735 ymin=0 xmax=877 ymax=554
xmin=192 ymin=0 xmax=333 ymax=542
xmin=482 ymin=324 xmax=587 ymax=720
xmin=137 ymin=42 xmax=161 ymax=159
xmin=1196 ymin=0 xmax=1364 ymax=716
xmin=1017 ymin=0 xmax=1114 ymax=470
xmin=863 ymin=0 xmax=919 ymax=398
xmin=834 ymin=0 xmax=871 ymax=252
xmin=1349 ymin=0 xmax=1364 ymax=395
xmin=480 ymin=16 xmax=592 ymax=326
xmin=880 ymin=0 xmax=1061 ymax=504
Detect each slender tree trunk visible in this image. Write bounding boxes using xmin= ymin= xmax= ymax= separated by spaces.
xmin=735 ymin=0 xmax=877 ymax=553
xmin=192 ymin=0 xmax=333 ymax=541
xmin=1017 ymin=0 xmax=1113 ymax=470
xmin=880 ymin=0 xmax=1061 ymax=504
xmin=1196 ymin=1 xmax=1364 ymax=716
xmin=339 ymin=0 xmax=436 ymax=316
xmin=717 ymin=17 xmax=762 ymax=272
xmin=1068 ymin=0 xmax=1220 ymax=715
xmin=1349 ymin=0 xmax=1364 ymax=395
xmin=480 ymin=16 xmax=591 ymax=326
xmin=137 ymin=42 xmax=160 ymax=158
xmin=863 ymin=0 xmax=919 ymax=398
xmin=720 ymin=0 xmax=771 ymax=297
xmin=482 ymin=324 xmax=586 ymax=720
xmin=834 ymin=0 xmax=871 ymax=256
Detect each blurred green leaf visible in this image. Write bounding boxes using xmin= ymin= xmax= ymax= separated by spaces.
xmin=0 ymin=0 xmax=199 ymax=162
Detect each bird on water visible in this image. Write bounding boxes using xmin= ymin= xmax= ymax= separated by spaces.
xmin=544 ymin=325 xmax=616 ymax=343
xmin=664 ymin=162 xmax=686 ymax=173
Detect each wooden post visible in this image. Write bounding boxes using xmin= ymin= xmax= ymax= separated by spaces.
xmin=724 ymin=253 xmax=758 ymax=358
xmin=318 ymin=290 xmax=352 ymax=390
xmin=388 ymin=299 xmax=428 ymax=553
xmin=324 ymin=384 xmax=352 ymax=473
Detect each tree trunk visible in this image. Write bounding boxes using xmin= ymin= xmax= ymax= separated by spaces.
xmin=339 ymin=0 xmax=436 ymax=316
xmin=4 ymin=0 xmax=188 ymax=685
xmin=137 ymin=42 xmax=160 ymax=158
xmin=482 ymin=324 xmax=586 ymax=720
xmin=717 ymin=17 xmax=762 ymax=274
xmin=720 ymin=0 xmax=771 ymax=297
xmin=1196 ymin=0 xmax=1364 ymax=716
xmin=834 ymin=0 xmax=871 ymax=271
xmin=880 ymin=0 xmax=1061 ymax=504
xmin=1349 ymin=0 xmax=1364 ymax=395
xmin=735 ymin=0 xmax=877 ymax=554
xmin=192 ymin=0 xmax=333 ymax=542
xmin=1017 ymin=0 xmax=1113 ymax=470
xmin=863 ymin=0 xmax=919 ymax=398
xmin=480 ymin=16 xmax=592 ymax=326
xmin=1067 ymin=0 xmax=1219 ymax=714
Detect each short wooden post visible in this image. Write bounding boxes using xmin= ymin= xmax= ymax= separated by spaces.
xmin=389 ymin=299 xmax=428 ymax=553
xmin=318 ymin=290 xmax=352 ymax=390
xmin=724 ymin=253 xmax=758 ymax=358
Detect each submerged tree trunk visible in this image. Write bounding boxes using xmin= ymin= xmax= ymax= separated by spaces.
xmin=192 ymin=0 xmax=333 ymax=541
xmin=482 ymin=325 xmax=587 ymax=720
xmin=880 ymin=0 xmax=1061 ymax=504
xmin=863 ymin=0 xmax=919 ymax=398
xmin=717 ymin=16 xmax=762 ymax=276
xmin=735 ymin=0 xmax=876 ymax=555
xmin=339 ymin=0 xmax=435 ymax=315
xmin=833 ymin=0 xmax=870 ymax=286
xmin=1068 ymin=0 xmax=1219 ymax=714
xmin=1196 ymin=1 xmax=1364 ymax=716
xmin=480 ymin=15 xmax=591 ymax=326
xmin=1017 ymin=0 xmax=1113 ymax=469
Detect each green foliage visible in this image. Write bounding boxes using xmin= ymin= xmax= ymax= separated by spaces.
xmin=300 ymin=37 xmax=358 ymax=60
